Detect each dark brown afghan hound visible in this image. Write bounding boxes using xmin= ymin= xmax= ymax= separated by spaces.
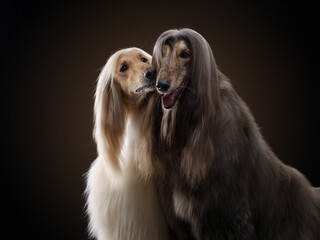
xmin=151 ymin=28 xmax=320 ymax=239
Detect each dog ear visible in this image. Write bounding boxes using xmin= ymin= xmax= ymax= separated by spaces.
xmin=94 ymin=59 xmax=125 ymax=171
xmin=180 ymin=31 xmax=219 ymax=185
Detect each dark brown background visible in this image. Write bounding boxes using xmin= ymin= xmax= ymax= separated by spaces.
xmin=3 ymin=1 xmax=319 ymax=239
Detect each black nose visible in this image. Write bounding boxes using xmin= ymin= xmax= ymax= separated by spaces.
xmin=156 ymin=79 xmax=170 ymax=92
xmin=144 ymin=67 xmax=156 ymax=81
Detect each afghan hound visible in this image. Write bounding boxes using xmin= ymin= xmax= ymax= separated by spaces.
xmin=151 ymin=28 xmax=320 ymax=239
xmin=85 ymin=48 xmax=169 ymax=240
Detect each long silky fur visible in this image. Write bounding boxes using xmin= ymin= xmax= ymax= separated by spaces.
xmin=85 ymin=48 xmax=169 ymax=240
xmin=152 ymin=28 xmax=320 ymax=239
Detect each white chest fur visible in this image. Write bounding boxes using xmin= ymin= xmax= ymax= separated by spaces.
xmin=85 ymin=119 xmax=168 ymax=240
xmin=173 ymin=190 xmax=194 ymax=220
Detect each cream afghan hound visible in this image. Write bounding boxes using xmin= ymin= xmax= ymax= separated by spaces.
xmin=151 ymin=28 xmax=320 ymax=239
xmin=85 ymin=48 xmax=169 ymax=240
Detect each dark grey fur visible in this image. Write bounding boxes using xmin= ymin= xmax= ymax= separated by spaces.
xmin=151 ymin=28 xmax=320 ymax=240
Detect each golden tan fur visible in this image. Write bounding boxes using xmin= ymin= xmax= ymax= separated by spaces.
xmin=86 ymin=48 xmax=169 ymax=240
xmin=114 ymin=50 xmax=151 ymax=97
xmin=94 ymin=48 xmax=154 ymax=171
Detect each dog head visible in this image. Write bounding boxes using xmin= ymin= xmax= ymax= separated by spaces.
xmin=155 ymin=40 xmax=191 ymax=109
xmin=153 ymin=28 xmax=219 ymax=111
xmin=106 ymin=48 xmax=156 ymax=98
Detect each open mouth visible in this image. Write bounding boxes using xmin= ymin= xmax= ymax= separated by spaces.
xmin=162 ymin=80 xmax=186 ymax=109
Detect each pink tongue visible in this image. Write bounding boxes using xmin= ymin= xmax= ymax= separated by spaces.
xmin=162 ymin=91 xmax=175 ymax=108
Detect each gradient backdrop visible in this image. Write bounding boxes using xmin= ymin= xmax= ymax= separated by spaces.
xmin=3 ymin=1 xmax=319 ymax=239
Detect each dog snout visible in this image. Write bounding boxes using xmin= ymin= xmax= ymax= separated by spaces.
xmin=144 ymin=67 xmax=157 ymax=81
xmin=156 ymin=79 xmax=170 ymax=92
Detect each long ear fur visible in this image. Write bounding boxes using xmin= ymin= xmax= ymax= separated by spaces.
xmin=153 ymin=29 xmax=221 ymax=185
xmin=179 ymin=29 xmax=220 ymax=185
xmin=94 ymin=54 xmax=125 ymax=171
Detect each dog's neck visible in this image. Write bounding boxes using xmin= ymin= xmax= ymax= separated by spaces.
xmin=121 ymin=94 xmax=156 ymax=179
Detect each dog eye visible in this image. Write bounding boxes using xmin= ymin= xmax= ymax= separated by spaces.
xmin=141 ymin=57 xmax=148 ymax=63
xmin=180 ymin=51 xmax=190 ymax=59
xmin=120 ymin=64 xmax=128 ymax=72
